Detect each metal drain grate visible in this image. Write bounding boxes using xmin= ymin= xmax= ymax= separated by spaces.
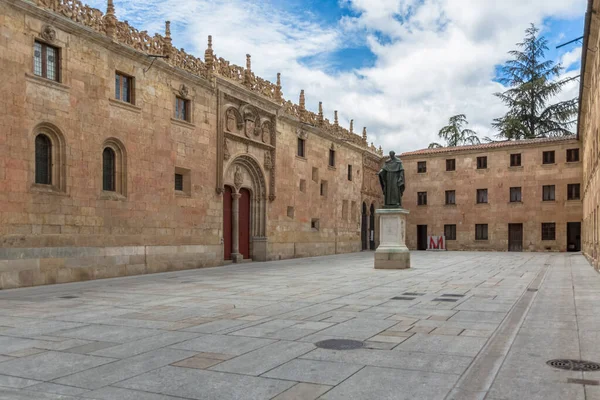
xmin=391 ymin=296 xmax=416 ymax=301
xmin=58 ymin=295 xmax=78 ymax=299
xmin=567 ymin=378 xmax=599 ymax=386
xmin=441 ymin=294 xmax=465 ymax=297
xmin=403 ymin=292 xmax=425 ymax=296
xmin=527 ymin=288 xmax=538 ymax=292
xmin=547 ymin=359 xmax=600 ymax=372
xmin=433 ymin=298 xmax=458 ymax=302
xmin=315 ymin=339 xmax=364 ymax=350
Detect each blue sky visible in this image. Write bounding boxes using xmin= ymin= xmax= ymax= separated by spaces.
xmin=89 ymin=0 xmax=586 ymax=151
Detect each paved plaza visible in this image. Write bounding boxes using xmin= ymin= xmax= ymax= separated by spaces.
xmin=0 ymin=252 xmax=597 ymax=399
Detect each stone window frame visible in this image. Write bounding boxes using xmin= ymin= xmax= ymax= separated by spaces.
xmin=566 ymin=148 xmax=580 ymax=163
xmin=311 ymin=218 xmax=320 ymax=231
xmin=328 ymin=148 xmax=336 ymax=168
xmin=510 ymin=153 xmax=521 ymax=167
xmin=477 ymin=156 xmax=488 ymax=169
xmin=510 ymin=187 xmax=522 ymax=202
xmin=297 ymin=138 xmax=306 ymax=158
xmin=542 ymin=150 xmax=555 ymax=165
xmin=542 ymin=185 xmax=556 ymax=201
xmin=567 ymin=183 xmax=580 ymax=200
xmin=444 ymin=224 xmax=457 ymax=240
xmin=320 ymin=180 xmax=328 ymax=197
xmin=476 ymin=188 xmax=488 ymax=204
xmin=475 ymin=224 xmax=488 ymax=241
xmin=115 ymin=70 xmax=135 ymax=105
xmin=541 ymin=222 xmax=556 ymax=241
xmin=446 ymin=159 xmax=456 ymax=171
xmin=299 ymin=179 xmax=306 ymax=192
xmin=417 ymin=161 xmax=427 ymax=173
xmin=417 ymin=191 xmax=427 ymax=206
xmin=171 ymin=84 xmax=195 ymax=127
xmin=30 ymin=123 xmax=67 ymax=194
xmin=33 ymin=40 xmax=61 ymax=82
xmin=445 ymin=190 xmax=456 ymax=205
xmin=99 ymin=138 xmax=127 ymax=200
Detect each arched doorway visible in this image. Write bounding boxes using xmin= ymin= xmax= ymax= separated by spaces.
xmin=369 ymin=203 xmax=376 ymax=250
xmin=361 ymin=202 xmax=368 ymax=251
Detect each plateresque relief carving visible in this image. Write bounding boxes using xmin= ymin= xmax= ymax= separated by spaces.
xmin=41 ymin=25 xmax=57 ymax=42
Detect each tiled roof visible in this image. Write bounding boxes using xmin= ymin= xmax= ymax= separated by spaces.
xmin=400 ymin=135 xmax=578 ymax=157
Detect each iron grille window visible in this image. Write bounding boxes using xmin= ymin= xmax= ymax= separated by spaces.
xmin=510 ymin=153 xmax=521 ymax=167
xmin=417 ymin=192 xmax=427 ymax=205
xmin=115 ymin=72 xmax=134 ymax=103
xmin=444 ymin=224 xmax=456 ymax=240
xmin=510 ymin=187 xmax=522 ymax=202
xmin=542 ymin=185 xmax=555 ymax=201
xmin=445 ymin=190 xmax=456 ymax=205
xmin=566 ymin=148 xmax=579 ymax=162
xmin=543 ymin=151 xmax=555 ymax=164
xmin=477 ymin=156 xmax=487 ymax=169
xmin=175 ymin=97 xmax=189 ymax=121
xmin=329 ymin=149 xmax=335 ymax=167
xmin=297 ymin=138 xmax=305 ymax=157
xmin=33 ymin=41 xmax=59 ymax=81
xmin=567 ymin=184 xmax=580 ymax=200
xmin=477 ymin=189 xmax=488 ymax=204
xmin=417 ymin=161 xmax=427 ymax=173
xmin=102 ymin=147 xmax=116 ymax=191
xmin=446 ymin=159 xmax=456 ymax=171
xmin=348 ymin=165 xmax=353 ymax=181
xmin=174 ymin=173 xmax=184 ymax=191
xmin=35 ymin=134 xmax=52 ymax=185
xmin=542 ymin=223 xmax=556 ymax=240
xmin=475 ymin=224 xmax=488 ymax=240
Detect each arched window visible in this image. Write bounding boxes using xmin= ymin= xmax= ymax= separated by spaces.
xmin=102 ymin=147 xmax=116 ymax=191
xmin=35 ymin=134 xmax=52 ymax=185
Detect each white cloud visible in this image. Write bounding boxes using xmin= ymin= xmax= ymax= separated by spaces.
xmin=91 ymin=0 xmax=585 ymax=152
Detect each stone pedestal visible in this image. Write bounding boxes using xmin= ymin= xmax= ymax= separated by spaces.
xmin=374 ymin=208 xmax=410 ymax=269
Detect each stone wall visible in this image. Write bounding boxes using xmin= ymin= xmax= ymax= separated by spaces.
xmin=401 ymin=137 xmax=583 ymax=252
xmin=579 ymin=0 xmax=600 ymax=272
xmin=0 ymin=0 xmax=382 ymax=289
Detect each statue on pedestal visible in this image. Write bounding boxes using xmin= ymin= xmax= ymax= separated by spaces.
xmin=378 ymin=151 xmax=405 ymax=208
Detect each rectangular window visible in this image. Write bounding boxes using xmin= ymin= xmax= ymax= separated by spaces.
xmin=542 ymin=151 xmax=555 ymax=164
xmin=329 ymin=149 xmax=335 ymax=167
xmin=174 ymin=173 xmax=184 ymax=191
xmin=542 ymin=185 xmax=555 ymax=201
xmin=33 ymin=41 xmax=59 ymax=81
xmin=475 ymin=224 xmax=488 ymax=240
xmin=445 ymin=190 xmax=456 ymax=205
xmin=311 ymin=218 xmax=320 ymax=230
xmin=175 ymin=97 xmax=190 ymax=121
xmin=477 ymin=156 xmax=487 ymax=169
xmin=417 ymin=192 xmax=427 ymax=205
xmin=477 ymin=189 xmax=488 ymax=204
xmin=320 ymin=180 xmax=328 ymax=197
xmin=115 ymin=72 xmax=134 ymax=104
xmin=347 ymin=165 xmax=353 ymax=181
xmin=510 ymin=153 xmax=521 ymax=167
xmin=444 ymin=224 xmax=456 ymax=240
xmin=417 ymin=161 xmax=427 ymax=173
xmin=297 ymin=138 xmax=305 ymax=157
xmin=342 ymin=200 xmax=348 ymax=220
xmin=566 ymin=148 xmax=580 ymax=162
xmin=542 ymin=223 xmax=556 ymax=240
xmin=510 ymin=187 xmax=522 ymax=202
xmin=446 ymin=159 xmax=456 ymax=171
xmin=567 ymin=184 xmax=580 ymax=200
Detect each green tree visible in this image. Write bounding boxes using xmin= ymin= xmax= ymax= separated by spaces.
xmin=428 ymin=114 xmax=480 ymax=148
xmin=492 ymin=24 xmax=577 ymax=139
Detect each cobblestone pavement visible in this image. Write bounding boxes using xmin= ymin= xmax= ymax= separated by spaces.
xmin=0 ymin=252 xmax=597 ymax=400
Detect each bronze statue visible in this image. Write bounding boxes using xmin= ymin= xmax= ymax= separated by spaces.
xmin=378 ymin=151 xmax=405 ymax=208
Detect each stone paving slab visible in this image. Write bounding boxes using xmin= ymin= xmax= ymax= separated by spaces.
xmin=0 ymin=252 xmax=596 ymax=399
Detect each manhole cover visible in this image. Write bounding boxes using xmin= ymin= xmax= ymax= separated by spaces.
xmin=315 ymin=339 xmax=364 ymax=350
xmin=59 ymin=295 xmax=78 ymax=299
xmin=547 ymin=359 xmax=600 ymax=372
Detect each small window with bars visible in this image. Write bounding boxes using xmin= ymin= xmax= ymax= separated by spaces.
xmin=175 ymin=97 xmax=190 ymax=122
xmin=477 ymin=189 xmax=488 ymax=204
xmin=297 ymin=138 xmax=306 ymax=158
xmin=567 ymin=184 xmax=580 ymax=200
xmin=102 ymin=147 xmax=116 ymax=192
xmin=175 ymin=173 xmax=184 ymax=191
xmin=444 ymin=224 xmax=456 ymax=240
xmin=115 ymin=72 xmax=134 ymax=104
xmin=417 ymin=161 xmax=427 ymax=173
xmin=566 ymin=148 xmax=579 ymax=162
xmin=475 ymin=224 xmax=488 ymax=240
xmin=445 ymin=190 xmax=456 ymax=205
xmin=446 ymin=159 xmax=456 ymax=171
xmin=417 ymin=192 xmax=427 ymax=205
xmin=510 ymin=153 xmax=521 ymax=167
xmin=35 ymin=134 xmax=52 ymax=185
xmin=33 ymin=41 xmax=59 ymax=82
xmin=542 ymin=185 xmax=555 ymax=201
xmin=328 ymin=149 xmax=335 ymax=167
xmin=541 ymin=223 xmax=556 ymax=240
xmin=542 ymin=151 xmax=555 ymax=164
xmin=510 ymin=187 xmax=522 ymax=202
xmin=477 ymin=156 xmax=487 ymax=169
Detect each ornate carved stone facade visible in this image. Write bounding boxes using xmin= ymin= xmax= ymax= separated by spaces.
xmin=0 ymin=0 xmax=382 ymax=288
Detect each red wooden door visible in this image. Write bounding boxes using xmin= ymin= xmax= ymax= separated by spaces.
xmin=239 ymin=188 xmax=251 ymax=259
xmin=223 ymin=186 xmax=232 ymax=260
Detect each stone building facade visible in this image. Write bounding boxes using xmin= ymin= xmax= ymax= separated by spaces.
xmin=0 ymin=0 xmax=383 ymax=289
xmin=578 ymin=0 xmax=600 ymax=272
xmin=400 ymin=137 xmax=583 ymax=252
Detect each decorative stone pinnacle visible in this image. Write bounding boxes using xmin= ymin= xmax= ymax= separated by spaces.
xmin=318 ymin=102 xmax=324 ymax=125
xmin=299 ymin=90 xmax=305 ymax=111
xmin=205 ymin=35 xmax=214 ymax=71
xmin=362 ymin=127 xmax=367 ymax=141
xmin=165 ymin=21 xmax=171 ymax=39
xmin=246 ymin=54 xmax=251 ymax=72
xmin=105 ymin=0 xmax=117 ymax=39
xmin=107 ymin=0 xmax=115 ymax=15
xmin=275 ymin=72 xmax=282 ymax=100
xmin=208 ymin=35 xmax=212 ymax=49
xmin=334 ymin=110 xmax=339 ymax=127
xmin=350 ymin=120 xmax=354 ymax=134
xmin=244 ymin=54 xmax=252 ymax=86
xmin=163 ymin=21 xmax=172 ymax=57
